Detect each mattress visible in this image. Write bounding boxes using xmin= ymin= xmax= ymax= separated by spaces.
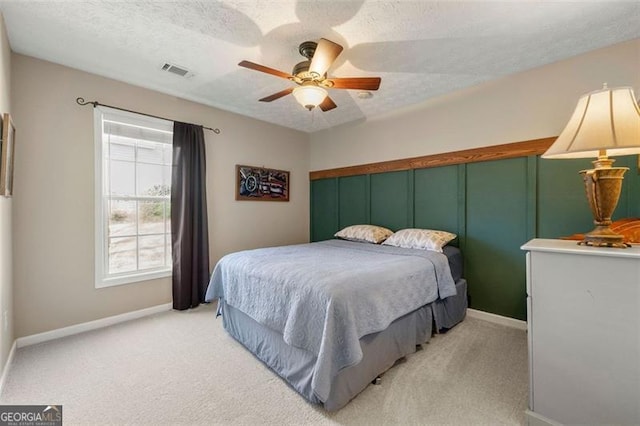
xmin=433 ymin=278 xmax=467 ymax=331
xmin=443 ymin=245 xmax=463 ymax=282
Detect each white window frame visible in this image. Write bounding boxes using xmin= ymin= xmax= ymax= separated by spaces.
xmin=94 ymin=106 xmax=173 ymax=288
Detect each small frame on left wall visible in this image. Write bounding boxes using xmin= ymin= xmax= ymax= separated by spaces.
xmin=0 ymin=113 xmax=16 ymax=197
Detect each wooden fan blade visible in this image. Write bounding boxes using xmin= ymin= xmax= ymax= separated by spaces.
xmin=329 ymin=77 xmax=381 ymax=90
xmin=259 ymin=87 xmax=294 ymax=102
xmin=319 ymin=96 xmax=337 ymax=112
xmin=238 ymin=60 xmax=292 ymax=80
xmin=309 ymin=38 xmax=343 ymax=77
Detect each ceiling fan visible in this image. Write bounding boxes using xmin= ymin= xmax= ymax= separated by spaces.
xmin=239 ymin=38 xmax=381 ymax=112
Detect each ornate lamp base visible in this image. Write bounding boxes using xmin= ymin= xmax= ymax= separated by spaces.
xmin=579 ymin=161 xmax=629 ymax=248
xmin=579 ymin=226 xmax=630 ymax=248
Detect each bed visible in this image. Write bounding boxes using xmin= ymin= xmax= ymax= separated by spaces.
xmin=205 ymin=238 xmax=467 ymax=411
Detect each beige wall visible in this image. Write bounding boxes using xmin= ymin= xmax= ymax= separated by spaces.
xmin=310 ymin=38 xmax=640 ymax=171
xmin=11 ymin=54 xmax=309 ymax=338
xmin=0 ymin=14 xmax=12 ymax=376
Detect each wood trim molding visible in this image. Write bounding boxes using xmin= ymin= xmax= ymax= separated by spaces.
xmin=309 ymin=137 xmax=556 ymax=180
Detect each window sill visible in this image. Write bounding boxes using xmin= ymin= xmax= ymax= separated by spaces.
xmin=96 ymin=269 xmax=171 ymax=289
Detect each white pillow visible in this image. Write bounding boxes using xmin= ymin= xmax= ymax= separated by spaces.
xmin=382 ymin=228 xmax=456 ymax=252
xmin=334 ymin=224 xmax=394 ymax=244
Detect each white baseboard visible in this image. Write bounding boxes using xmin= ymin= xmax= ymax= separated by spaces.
xmin=16 ymin=303 xmax=172 ymax=348
xmin=467 ymin=308 xmax=528 ymax=331
xmin=0 ymin=340 xmax=17 ymax=395
xmin=525 ymin=410 xmax=562 ymax=426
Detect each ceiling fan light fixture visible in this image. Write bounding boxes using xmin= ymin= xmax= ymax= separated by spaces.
xmin=292 ymin=86 xmax=327 ymax=111
xmin=238 ymin=38 xmax=381 ymax=112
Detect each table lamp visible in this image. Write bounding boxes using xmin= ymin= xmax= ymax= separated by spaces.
xmin=542 ymin=84 xmax=640 ymax=248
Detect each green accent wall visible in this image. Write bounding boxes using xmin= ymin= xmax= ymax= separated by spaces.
xmin=370 ymin=171 xmax=414 ymax=230
xmin=310 ymin=178 xmax=338 ymax=242
xmin=310 ymin=154 xmax=640 ymax=321
xmin=537 ymin=157 xmax=594 ymax=238
xmin=339 ymin=175 xmax=369 ymax=227
xmin=465 ymin=158 xmax=529 ymax=319
xmin=414 ymin=166 xmax=461 ymax=235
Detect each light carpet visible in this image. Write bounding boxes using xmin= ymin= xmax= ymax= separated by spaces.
xmin=1 ymin=304 xmax=528 ymax=425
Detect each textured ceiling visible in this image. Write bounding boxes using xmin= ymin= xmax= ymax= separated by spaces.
xmin=0 ymin=1 xmax=638 ymax=133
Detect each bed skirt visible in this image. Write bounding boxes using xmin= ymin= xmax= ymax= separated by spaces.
xmin=219 ymin=278 xmax=467 ymax=411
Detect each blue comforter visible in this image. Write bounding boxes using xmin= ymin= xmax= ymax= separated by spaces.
xmin=205 ymin=239 xmax=456 ymax=402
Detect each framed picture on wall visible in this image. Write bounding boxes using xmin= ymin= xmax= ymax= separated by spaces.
xmin=236 ymin=165 xmax=290 ymax=201
xmin=0 ymin=113 xmax=15 ymax=197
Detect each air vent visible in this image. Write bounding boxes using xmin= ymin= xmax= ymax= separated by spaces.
xmin=160 ymin=62 xmax=191 ymax=77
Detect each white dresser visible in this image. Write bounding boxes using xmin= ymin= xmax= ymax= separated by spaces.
xmin=521 ymin=239 xmax=640 ymax=426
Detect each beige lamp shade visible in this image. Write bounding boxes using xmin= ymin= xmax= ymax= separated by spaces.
xmin=542 ymin=86 xmax=640 ymax=159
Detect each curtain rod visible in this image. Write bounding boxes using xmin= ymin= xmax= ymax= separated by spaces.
xmin=76 ymin=97 xmax=221 ymax=134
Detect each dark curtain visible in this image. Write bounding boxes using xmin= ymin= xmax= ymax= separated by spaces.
xmin=171 ymin=122 xmax=210 ymax=310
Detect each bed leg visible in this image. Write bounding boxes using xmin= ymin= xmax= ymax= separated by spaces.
xmin=371 ymin=355 xmax=408 ymax=385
